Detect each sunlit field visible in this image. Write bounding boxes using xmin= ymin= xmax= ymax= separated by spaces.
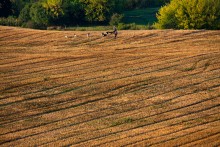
xmin=0 ymin=26 xmax=220 ymax=146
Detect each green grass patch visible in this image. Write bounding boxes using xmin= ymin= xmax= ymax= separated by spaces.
xmin=204 ymin=61 xmax=210 ymax=70
xmin=181 ymin=62 xmax=197 ymax=72
xmin=182 ymin=64 xmax=197 ymax=71
xmin=43 ymin=77 xmax=50 ymax=81
xmin=123 ymin=8 xmax=159 ymax=25
xmin=65 ymin=8 xmax=159 ymax=31
xmin=111 ymin=117 xmax=134 ymax=127
xmin=66 ymin=25 xmax=112 ymax=31
xmin=183 ymin=66 xmax=196 ymax=72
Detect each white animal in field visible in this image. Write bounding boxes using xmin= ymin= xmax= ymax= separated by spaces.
xmin=65 ymin=34 xmax=77 ymax=38
xmin=87 ymin=33 xmax=90 ymax=38
xmin=102 ymin=32 xmax=108 ymax=37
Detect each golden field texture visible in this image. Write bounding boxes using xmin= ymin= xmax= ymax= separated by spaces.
xmin=0 ymin=26 xmax=220 ymax=146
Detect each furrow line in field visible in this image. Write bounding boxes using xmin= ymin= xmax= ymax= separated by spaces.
xmin=94 ymin=112 xmax=220 ymax=147
xmin=0 ymin=56 xmax=86 ymax=76
xmin=90 ymin=33 xmax=147 ymax=47
xmin=0 ymin=56 xmax=42 ymax=66
xmin=0 ymin=55 xmax=148 ymax=96
xmin=0 ymin=28 xmax=14 ymax=32
xmin=178 ymin=128 xmax=220 ymax=146
xmin=0 ymin=56 xmax=97 ymax=85
xmin=66 ymin=36 xmax=102 ymax=46
xmin=1 ymin=52 xmax=215 ymax=90
xmin=127 ymin=69 xmax=220 ymax=94
xmin=0 ymin=58 xmax=208 ymax=107
xmin=181 ymin=133 xmax=220 ymax=147
xmin=0 ymin=65 xmax=219 ymax=125
xmin=82 ymin=36 xmax=106 ymax=45
xmin=1 ymin=54 xmax=143 ymax=83
xmin=52 ymin=97 xmax=220 ymax=146
xmin=39 ymin=92 xmax=220 ymax=146
xmin=0 ymin=56 xmax=16 ymax=60
xmin=127 ymin=120 xmax=219 ymax=147
xmin=23 ymin=32 xmax=53 ymax=40
xmin=9 ymin=51 xmax=218 ymax=96
xmin=6 ymin=32 xmax=45 ymax=42
xmin=0 ymin=31 xmax=29 ymax=41
xmin=0 ymin=57 xmax=63 ymax=70
xmin=153 ymin=32 xmax=218 ymax=47
xmin=1 ymin=88 xmax=219 ymax=146
xmin=0 ymin=80 xmax=218 ymax=144
xmin=1 ymin=56 xmax=92 ymax=79
xmin=0 ymin=53 xmax=145 ymax=84
xmin=116 ymin=35 xmax=202 ymax=51
xmin=0 ymin=55 xmax=172 ymax=99
xmin=148 ymin=125 xmax=220 ymax=147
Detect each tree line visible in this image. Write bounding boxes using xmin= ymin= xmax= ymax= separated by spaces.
xmin=1 ymin=0 xmax=219 ymax=30
xmin=0 ymin=0 xmax=169 ymax=29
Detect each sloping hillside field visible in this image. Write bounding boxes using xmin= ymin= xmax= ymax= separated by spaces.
xmin=0 ymin=26 xmax=220 ymax=146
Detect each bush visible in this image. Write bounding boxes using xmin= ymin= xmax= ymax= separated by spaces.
xmin=109 ymin=13 xmax=124 ymax=26
xmin=155 ymin=0 xmax=220 ymax=29
xmin=153 ymin=1 xmax=179 ymax=29
xmin=19 ymin=4 xmax=31 ymax=23
xmin=22 ymin=21 xmax=46 ymax=29
xmin=118 ymin=23 xmax=147 ymax=30
xmin=30 ymin=3 xmax=50 ymax=27
xmin=118 ymin=23 xmax=129 ymax=30
xmin=0 ymin=16 xmax=22 ymax=26
xmin=146 ymin=23 xmax=154 ymax=30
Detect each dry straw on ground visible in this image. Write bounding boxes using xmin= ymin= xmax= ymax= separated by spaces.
xmin=0 ymin=26 xmax=220 ymax=146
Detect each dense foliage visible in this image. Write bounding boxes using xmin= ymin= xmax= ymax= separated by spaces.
xmin=155 ymin=0 xmax=220 ymax=29
xmin=30 ymin=2 xmax=50 ymax=26
xmin=0 ymin=0 xmax=171 ymax=29
xmin=109 ymin=13 xmax=124 ymax=26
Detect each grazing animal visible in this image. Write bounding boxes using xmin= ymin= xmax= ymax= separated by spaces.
xmin=102 ymin=32 xmax=108 ymax=37
xmin=102 ymin=29 xmax=117 ymax=38
xmin=65 ymin=34 xmax=77 ymax=38
xmin=87 ymin=33 xmax=90 ymax=38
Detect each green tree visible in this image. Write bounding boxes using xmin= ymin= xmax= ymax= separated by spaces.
xmin=109 ymin=13 xmax=124 ymax=26
xmin=80 ymin=0 xmax=115 ymax=22
xmin=10 ymin=0 xmax=32 ymax=16
xmin=30 ymin=2 xmax=50 ymax=26
xmin=19 ymin=4 xmax=32 ymax=22
xmin=154 ymin=0 xmax=179 ymax=29
xmin=61 ymin=0 xmax=85 ymax=25
xmin=155 ymin=0 xmax=220 ymax=29
xmin=42 ymin=0 xmax=64 ymax=18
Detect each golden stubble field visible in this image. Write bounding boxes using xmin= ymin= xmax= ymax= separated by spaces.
xmin=0 ymin=26 xmax=220 ymax=146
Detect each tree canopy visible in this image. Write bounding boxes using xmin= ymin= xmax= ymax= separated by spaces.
xmin=4 ymin=0 xmax=220 ymax=30
xmin=80 ymin=0 xmax=115 ymax=22
xmin=154 ymin=0 xmax=220 ymax=29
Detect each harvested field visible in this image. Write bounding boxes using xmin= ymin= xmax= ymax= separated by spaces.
xmin=0 ymin=26 xmax=220 ymax=146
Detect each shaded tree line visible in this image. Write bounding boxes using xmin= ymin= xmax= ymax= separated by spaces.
xmin=0 ymin=0 xmax=170 ymax=29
